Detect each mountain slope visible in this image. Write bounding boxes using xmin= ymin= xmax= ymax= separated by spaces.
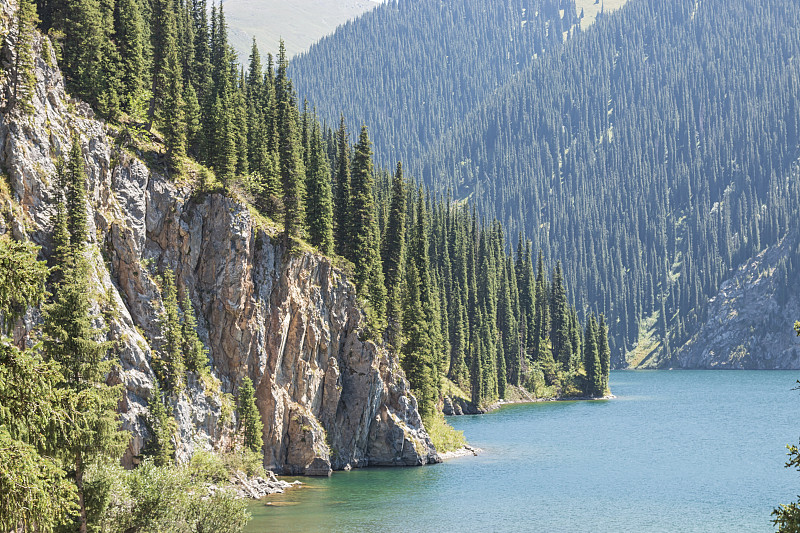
xmin=292 ymin=0 xmax=800 ymax=368
xmin=290 ymin=0 xmax=580 ymax=171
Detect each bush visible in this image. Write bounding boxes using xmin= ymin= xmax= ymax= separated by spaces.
xmin=188 ymin=449 xmax=228 ymax=484
xmin=83 ymin=457 xmax=250 ymax=532
xmin=424 ymin=410 xmax=468 ymax=453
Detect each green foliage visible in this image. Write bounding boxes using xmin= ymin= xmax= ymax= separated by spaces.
xmin=10 ymin=0 xmax=40 ymax=112
xmin=236 ymin=377 xmax=263 ymax=454
xmin=0 ymin=237 xmax=77 ymax=532
xmin=143 ymin=382 xmax=176 ymax=467
xmin=305 ymin=122 xmax=334 ymax=255
xmin=424 ymin=410 xmax=467 ymax=454
xmin=181 ymin=290 xmax=209 ymax=374
xmin=83 ymin=458 xmax=250 ymax=533
xmin=0 ymin=237 xmax=48 ymax=333
xmin=774 ymin=438 xmax=800 ymax=531
xmin=153 ymin=268 xmax=185 ymax=393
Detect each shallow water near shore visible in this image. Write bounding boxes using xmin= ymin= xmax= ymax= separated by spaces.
xmin=245 ymin=370 xmax=798 ymax=532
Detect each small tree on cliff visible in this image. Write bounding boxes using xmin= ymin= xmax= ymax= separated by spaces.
xmin=42 ymin=136 xmax=127 ymax=532
xmin=237 ymin=377 xmax=263 ymax=453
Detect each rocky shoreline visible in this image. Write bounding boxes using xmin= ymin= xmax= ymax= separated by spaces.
xmin=444 ymin=392 xmax=615 ymax=416
xmin=222 ymin=470 xmax=303 ymax=500
xmin=437 ymin=445 xmax=483 ymax=461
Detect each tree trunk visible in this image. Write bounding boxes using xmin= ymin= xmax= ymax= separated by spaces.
xmin=76 ymin=451 xmax=87 ymax=533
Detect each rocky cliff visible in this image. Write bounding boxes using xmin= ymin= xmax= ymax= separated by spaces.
xmin=0 ymin=0 xmax=437 ymax=473
xmin=671 ymin=229 xmax=800 ymax=369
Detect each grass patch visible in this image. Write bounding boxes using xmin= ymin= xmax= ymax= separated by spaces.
xmin=424 ymin=411 xmax=467 ymax=453
xmin=441 ymin=377 xmax=470 ymax=402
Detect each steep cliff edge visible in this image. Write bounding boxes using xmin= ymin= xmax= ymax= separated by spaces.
xmin=0 ymin=0 xmax=437 ymax=474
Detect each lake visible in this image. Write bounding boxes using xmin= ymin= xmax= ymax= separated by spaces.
xmin=245 ymin=371 xmax=798 ymax=532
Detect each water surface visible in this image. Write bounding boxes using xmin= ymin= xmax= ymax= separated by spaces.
xmin=246 ymin=371 xmax=798 ymax=532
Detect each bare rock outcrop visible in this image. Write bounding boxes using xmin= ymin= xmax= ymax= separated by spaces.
xmin=673 ymin=230 xmax=800 ymax=369
xmin=0 ymin=0 xmax=437 ymax=473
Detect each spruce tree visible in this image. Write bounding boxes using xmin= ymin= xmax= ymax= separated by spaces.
xmin=9 ymin=0 xmax=39 ymax=113
xmin=181 ymin=290 xmax=208 ymax=374
xmin=42 ymin=150 xmax=127 ymax=531
xmin=305 ymin=122 xmax=334 ymax=254
xmin=333 ymin=116 xmax=351 ymax=258
xmin=275 ymin=42 xmax=305 ymax=247
xmin=350 ymin=125 xmax=386 ymax=327
xmin=153 ymin=268 xmax=185 ymax=393
xmin=381 ymin=162 xmax=406 ymax=349
xmin=598 ymin=314 xmax=611 ymax=394
xmin=237 ymin=377 xmax=264 ymax=453
xmin=0 ymin=237 xmax=75 ymax=531
xmin=143 ymin=382 xmax=176 ymax=466
xmin=583 ymin=315 xmax=602 ymax=397
xmin=66 ymin=136 xmax=88 ymax=248
xmin=114 ymin=0 xmax=146 ymax=114
xmin=401 ymin=262 xmax=436 ymax=419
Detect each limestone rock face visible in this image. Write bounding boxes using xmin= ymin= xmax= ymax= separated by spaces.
xmin=0 ymin=0 xmax=437 ymax=472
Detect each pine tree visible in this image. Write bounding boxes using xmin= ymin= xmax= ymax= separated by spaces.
xmin=305 ymin=122 xmax=334 ymax=254
xmin=583 ymin=314 xmax=602 ymax=397
xmin=114 ymin=0 xmax=146 ymax=114
xmin=350 ymin=125 xmax=386 ymax=327
xmin=598 ymin=314 xmax=611 ymax=394
xmin=152 ymin=268 xmax=185 ymax=393
xmin=181 ymin=290 xmax=208 ymax=374
xmin=66 ymin=136 xmax=88 ymax=248
xmin=143 ymin=382 xmax=176 ymax=466
xmin=333 ymin=116 xmax=351 ymax=258
xmin=237 ymin=376 xmax=263 ymax=453
xmin=9 ymin=0 xmax=39 ymax=113
xmin=381 ymin=162 xmax=406 ymax=349
xmin=401 ymin=262 xmax=436 ymax=419
xmin=42 ymin=163 xmax=127 ymax=531
xmin=550 ymin=261 xmax=572 ymax=369
xmin=0 ymin=237 xmax=76 ymax=531
xmin=275 ymin=41 xmax=305 ymax=247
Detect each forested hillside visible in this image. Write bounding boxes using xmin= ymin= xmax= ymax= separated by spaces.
xmin=292 ymin=0 xmax=800 ymax=367
xmin=290 ymin=0 xmax=581 ymax=174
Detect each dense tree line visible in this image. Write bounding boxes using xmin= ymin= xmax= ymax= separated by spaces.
xmin=290 ymin=0 xmax=578 ymax=175
xmin=290 ymin=0 xmax=800 ymax=367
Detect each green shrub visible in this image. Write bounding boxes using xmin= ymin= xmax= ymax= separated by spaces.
xmin=424 ymin=411 xmax=467 ymax=453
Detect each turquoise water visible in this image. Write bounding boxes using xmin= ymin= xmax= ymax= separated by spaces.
xmin=246 ymin=371 xmax=798 ymax=532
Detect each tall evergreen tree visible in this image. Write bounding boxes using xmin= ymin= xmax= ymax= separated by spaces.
xmin=305 ymin=122 xmax=334 ymax=254
xmin=9 ymin=0 xmax=39 ymax=112
xmin=114 ymin=0 xmax=146 ymax=114
xmin=152 ymin=268 xmax=185 ymax=393
xmin=143 ymin=382 xmax=176 ymax=466
xmin=0 ymin=237 xmax=76 ymax=532
xmin=42 ymin=139 xmax=127 ymax=531
xmin=350 ymin=125 xmax=386 ymax=326
xmin=381 ymin=162 xmax=406 ymax=349
xmin=401 ymin=262 xmax=436 ymax=419
xmin=275 ymin=41 xmax=305 ymax=247
xmin=237 ymin=377 xmax=263 ymax=454
xmin=333 ymin=116 xmax=351 ymax=258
